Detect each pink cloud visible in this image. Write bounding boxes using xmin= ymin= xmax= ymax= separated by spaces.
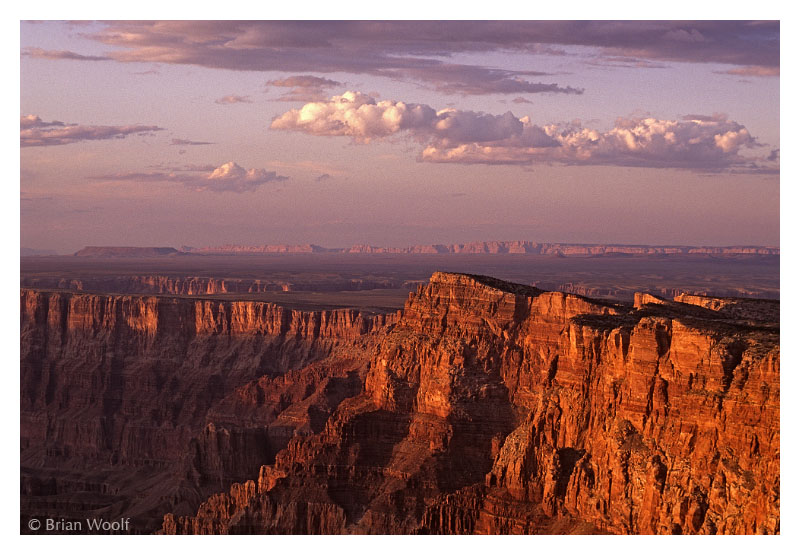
xmin=20 ymin=115 xmax=164 ymax=147
xmin=23 ymin=47 xmax=110 ymax=62
xmin=20 ymin=115 xmax=68 ymax=129
xmin=718 ymin=66 xmax=780 ymax=77
xmin=31 ymin=21 xmax=776 ymax=97
xmin=93 ymin=162 xmax=288 ymax=193
xmin=215 ymin=95 xmax=253 ymax=104
xmin=266 ymin=75 xmax=343 ymax=102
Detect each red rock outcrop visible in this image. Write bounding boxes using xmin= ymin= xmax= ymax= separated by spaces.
xmin=162 ymin=272 xmax=779 ymax=534
xmin=20 ymin=289 xmax=397 ymax=532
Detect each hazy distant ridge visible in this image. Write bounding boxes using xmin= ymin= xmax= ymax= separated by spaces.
xmin=181 ymin=241 xmax=779 ymax=256
xmin=73 ymin=246 xmax=180 ymax=257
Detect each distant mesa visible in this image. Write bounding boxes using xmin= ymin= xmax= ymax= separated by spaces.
xmin=183 ymin=241 xmax=779 ymax=256
xmin=73 ymin=246 xmax=180 ymax=258
xmin=184 ymin=244 xmax=330 ymax=254
xmin=71 ymin=242 xmax=779 ymax=258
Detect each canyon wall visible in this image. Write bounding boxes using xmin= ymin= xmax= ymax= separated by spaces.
xmin=162 ymin=272 xmax=779 ymax=534
xmin=20 ymin=289 xmax=397 ymax=531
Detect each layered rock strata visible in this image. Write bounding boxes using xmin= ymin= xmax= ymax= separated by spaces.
xmin=20 ymin=289 xmax=397 ymax=531
xmin=162 ymin=272 xmax=779 ymax=535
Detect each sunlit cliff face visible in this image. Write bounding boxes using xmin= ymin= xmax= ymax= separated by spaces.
xmin=20 ymin=21 xmax=779 ymax=252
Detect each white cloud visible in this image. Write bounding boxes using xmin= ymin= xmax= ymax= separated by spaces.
xmin=271 ymin=93 xmax=773 ymax=172
xmin=201 ymin=162 xmax=284 ymax=192
xmin=271 ymin=91 xmax=436 ymax=141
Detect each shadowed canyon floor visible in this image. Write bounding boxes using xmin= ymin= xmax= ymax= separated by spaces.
xmin=20 ymin=265 xmax=779 ymax=534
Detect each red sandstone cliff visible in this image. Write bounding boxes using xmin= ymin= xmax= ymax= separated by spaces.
xmin=20 ymin=289 xmax=397 ymax=532
xmin=161 ymin=273 xmax=779 ymax=535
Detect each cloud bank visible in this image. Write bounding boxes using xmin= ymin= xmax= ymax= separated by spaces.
xmin=271 ymin=92 xmax=776 ymax=172
xmin=29 ymin=21 xmax=601 ymax=96
xmin=20 ymin=115 xmax=163 ymax=147
xmin=24 ymin=21 xmax=777 ymax=97
xmin=94 ymin=161 xmax=287 ymax=193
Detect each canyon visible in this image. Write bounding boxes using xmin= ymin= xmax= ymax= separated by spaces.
xmin=20 ymin=271 xmax=779 ymax=534
xmin=20 ymin=288 xmax=397 ymax=531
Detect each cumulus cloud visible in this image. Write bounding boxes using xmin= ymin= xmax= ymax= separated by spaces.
xmin=266 ymin=75 xmax=343 ymax=101
xmin=20 ymin=115 xmax=164 ymax=147
xmin=93 ymin=161 xmax=287 ymax=193
xmin=272 ymin=91 xmax=436 ymax=140
xmin=31 ymin=21 xmax=777 ymax=92
xmin=199 ymin=162 xmax=286 ymax=192
xmin=215 ymin=95 xmax=252 ymax=104
xmin=422 ymin=116 xmax=762 ymax=170
xmin=271 ymin=92 xmax=776 ymax=172
xmin=170 ymin=138 xmax=214 ymax=146
xmin=270 ymin=91 xmax=544 ymax=147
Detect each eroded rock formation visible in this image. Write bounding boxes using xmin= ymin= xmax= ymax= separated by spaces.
xmin=20 ymin=271 xmax=779 ymax=534
xmin=20 ymin=289 xmax=397 ymax=531
xmin=160 ymin=273 xmax=779 ymax=535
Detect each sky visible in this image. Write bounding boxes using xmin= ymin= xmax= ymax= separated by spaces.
xmin=19 ymin=20 xmax=780 ymax=253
